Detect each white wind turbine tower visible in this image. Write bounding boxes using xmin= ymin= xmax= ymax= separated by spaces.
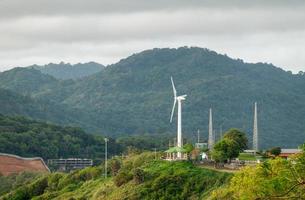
xmin=170 ymin=77 xmax=187 ymax=159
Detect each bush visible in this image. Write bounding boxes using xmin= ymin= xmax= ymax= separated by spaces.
xmin=133 ymin=168 xmax=145 ymax=184
xmin=113 ymin=170 xmax=133 ymax=187
xmin=109 ymin=158 xmax=121 ymax=176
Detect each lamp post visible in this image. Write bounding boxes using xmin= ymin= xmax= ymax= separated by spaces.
xmin=104 ymin=138 xmax=109 ymax=178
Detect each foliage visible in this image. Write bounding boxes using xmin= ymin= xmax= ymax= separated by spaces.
xmin=117 ymin=134 xmax=173 ymax=152
xmin=268 ymin=146 xmax=281 ymax=156
xmin=183 ymin=143 xmax=194 ymax=153
xmin=113 ymin=170 xmax=133 ymax=187
xmin=210 ymin=144 xmax=305 ymax=199
xmin=133 ymin=168 xmax=145 ymax=184
xmin=212 ymin=129 xmax=247 ymax=163
xmin=223 ymin=128 xmax=248 ymax=150
xmin=1 ymin=47 xmax=305 ymax=148
xmin=1 ymin=152 xmax=231 ymax=200
xmin=109 ymin=158 xmax=121 ymax=176
xmin=0 ymin=115 xmax=121 ymax=160
xmin=31 ymin=62 xmax=104 ymax=80
xmin=0 ymin=172 xmax=41 ymax=196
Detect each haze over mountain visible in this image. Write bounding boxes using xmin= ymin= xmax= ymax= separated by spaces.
xmin=1 ymin=47 xmax=305 ymax=149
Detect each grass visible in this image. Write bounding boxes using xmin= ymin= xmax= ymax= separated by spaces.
xmin=1 ymin=152 xmax=232 ymax=200
xmin=238 ymin=153 xmax=258 ymax=161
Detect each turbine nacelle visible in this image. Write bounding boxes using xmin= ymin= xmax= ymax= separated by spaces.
xmin=176 ymin=95 xmax=187 ymax=101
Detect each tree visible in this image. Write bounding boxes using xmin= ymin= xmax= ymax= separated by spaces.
xmin=223 ymin=129 xmax=248 ymax=151
xmin=210 ymin=143 xmax=305 ymax=199
xmin=268 ymin=147 xmax=281 ymax=156
xmin=212 ymin=138 xmax=239 ymax=163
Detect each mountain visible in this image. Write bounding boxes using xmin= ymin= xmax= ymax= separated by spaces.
xmin=1 ymin=47 xmax=305 ymax=149
xmin=0 ymin=87 xmax=101 ymax=132
xmin=0 ymin=67 xmax=57 ymax=96
xmin=30 ymin=62 xmax=104 ymax=80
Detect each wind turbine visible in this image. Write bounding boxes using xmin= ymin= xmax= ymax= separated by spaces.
xmin=170 ymin=76 xmax=187 ymax=159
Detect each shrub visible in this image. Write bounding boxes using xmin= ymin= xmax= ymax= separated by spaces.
xmin=133 ymin=168 xmax=145 ymax=184
xmin=114 ymin=170 xmax=133 ymax=187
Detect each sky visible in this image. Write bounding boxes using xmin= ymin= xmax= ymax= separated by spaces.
xmin=0 ymin=0 xmax=305 ymax=72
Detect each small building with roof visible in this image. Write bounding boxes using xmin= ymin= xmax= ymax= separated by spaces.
xmin=165 ymin=146 xmax=188 ymax=161
xmin=279 ymin=149 xmax=302 ymax=159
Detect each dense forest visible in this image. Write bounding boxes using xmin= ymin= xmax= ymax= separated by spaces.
xmin=0 ymin=115 xmax=171 ymax=160
xmin=0 ymin=115 xmax=120 ymax=160
xmin=1 ymin=47 xmax=305 ymax=149
xmin=31 ymin=62 xmax=104 ymax=80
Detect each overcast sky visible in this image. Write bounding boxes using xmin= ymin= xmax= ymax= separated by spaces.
xmin=0 ymin=0 xmax=305 ymax=72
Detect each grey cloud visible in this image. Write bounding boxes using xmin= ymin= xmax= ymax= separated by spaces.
xmin=0 ymin=0 xmax=305 ymax=19
xmin=0 ymin=0 xmax=305 ymax=72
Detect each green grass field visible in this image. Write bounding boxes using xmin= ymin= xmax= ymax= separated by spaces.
xmin=238 ymin=153 xmax=258 ymax=161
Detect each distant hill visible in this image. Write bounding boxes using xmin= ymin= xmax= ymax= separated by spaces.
xmin=30 ymin=62 xmax=104 ymax=80
xmin=1 ymin=47 xmax=305 ymax=149
xmin=0 ymin=68 xmax=57 ymax=95
xmin=0 ymin=88 xmax=101 ymax=132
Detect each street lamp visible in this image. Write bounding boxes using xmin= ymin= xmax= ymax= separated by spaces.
xmin=104 ymin=138 xmax=109 ymax=178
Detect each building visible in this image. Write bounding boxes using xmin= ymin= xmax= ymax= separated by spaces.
xmin=0 ymin=153 xmax=50 ymax=176
xmin=278 ymin=149 xmax=302 ymax=159
xmin=195 ymin=142 xmax=208 ymax=149
xmin=165 ymin=147 xmax=188 ymax=161
xmin=48 ymin=158 xmax=93 ymax=172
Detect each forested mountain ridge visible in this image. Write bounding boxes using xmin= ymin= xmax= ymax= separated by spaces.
xmin=0 ymin=115 xmax=120 ymax=160
xmin=1 ymin=47 xmax=305 ymax=149
xmin=29 ymin=61 xmax=104 ymax=80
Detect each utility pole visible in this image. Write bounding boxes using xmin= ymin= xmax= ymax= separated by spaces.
xmin=154 ymin=148 xmax=157 ymax=160
xmin=253 ymin=102 xmax=258 ymax=154
xmin=104 ymin=138 xmax=109 ymax=178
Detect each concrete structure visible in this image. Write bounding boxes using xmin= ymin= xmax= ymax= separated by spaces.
xmin=253 ymin=102 xmax=258 ymax=152
xmin=208 ymin=108 xmax=214 ymax=150
xmin=279 ymin=149 xmax=302 ymax=159
xmin=47 ymin=158 xmax=93 ymax=172
xmin=0 ymin=153 xmax=49 ymax=176
xmin=195 ymin=142 xmax=208 ymax=149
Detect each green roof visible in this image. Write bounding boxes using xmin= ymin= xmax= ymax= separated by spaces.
xmin=165 ymin=146 xmax=187 ymax=153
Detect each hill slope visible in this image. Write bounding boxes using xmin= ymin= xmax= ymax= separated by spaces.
xmin=0 ymin=115 xmax=120 ymax=160
xmin=0 ymin=153 xmax=231 ymax=200
xmin=30 ymin=62 xmax=104 ymax=80
xmin=1 ymin=47 xmax=305 ymax=148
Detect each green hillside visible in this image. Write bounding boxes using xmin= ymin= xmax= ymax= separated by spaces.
xmin=0 ymin=115 xmax=121 ymax=160
xmin=1 ymin=47 xmax=305 ymax=148
xmin=30 ymin=62 xmax=104 ymax=80
xmin=0 ymin=152 xmax=231 ymax=200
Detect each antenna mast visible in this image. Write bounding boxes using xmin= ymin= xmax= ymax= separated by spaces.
xmin=253 ymin=102 xmax=258 ymax=153
xmin=208 ymin=108 xmax=214 ymax=150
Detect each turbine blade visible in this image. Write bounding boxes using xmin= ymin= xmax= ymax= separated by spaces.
xmin=170 ymin=99 xmax=177 ymax=123
xmin=171 ymin=76 xmax=177 ymax=98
